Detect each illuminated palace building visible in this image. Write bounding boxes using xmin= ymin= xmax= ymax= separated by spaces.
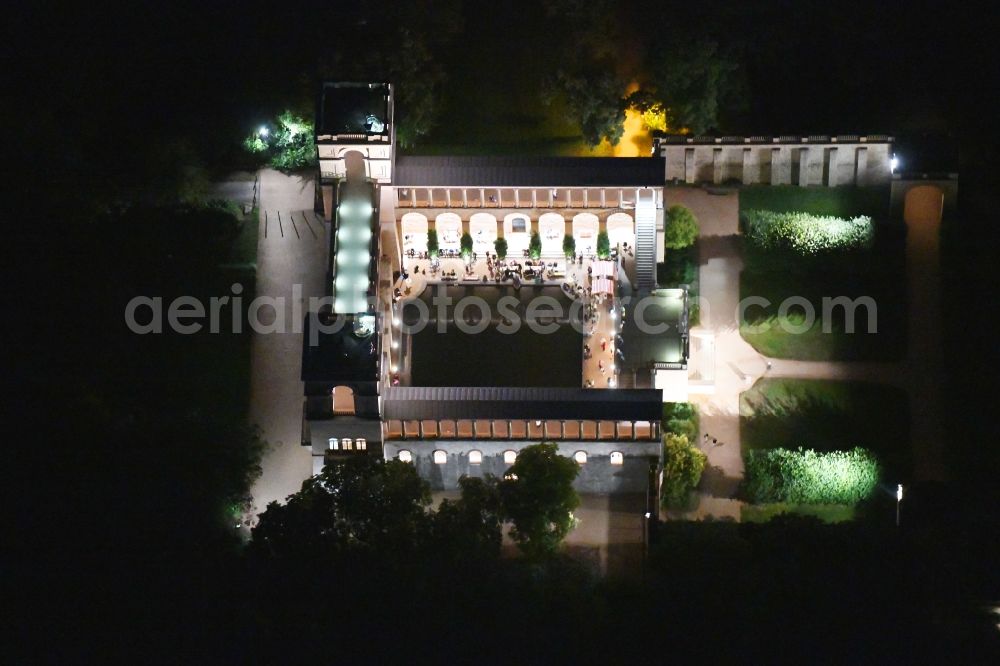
xmin=303 ymin=82 xmax=688 ymax=495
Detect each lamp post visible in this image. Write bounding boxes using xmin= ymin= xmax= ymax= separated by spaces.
xmin=896 ymin=483 xmax=904 ymax=527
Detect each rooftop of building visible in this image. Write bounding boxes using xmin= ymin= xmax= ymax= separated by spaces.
xmin=394 ymin=155 xmax=666 ymax=188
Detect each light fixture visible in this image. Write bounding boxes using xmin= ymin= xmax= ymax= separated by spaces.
xmin=391 ymin=340 xmax=399 ymax=350
xmin=258 ymin=126 xmax=268 ymax=137
xmin=398 ymin=450 xmax=412 ymax=463
xmin=890 ymin=155 xmax=899 ymax=172
xmin=391 ymin=365 xmax=398 ymax=373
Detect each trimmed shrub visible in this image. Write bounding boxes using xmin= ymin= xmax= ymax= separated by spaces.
xmin=743 ymin=209 xmax=873 ymax=255
xmin=563 ymin=234 xmax=576 ymax=258
xmin=427 ymin=229 xmax=439 ymax=258
xmin=460 ymin=232 xmax=473 ymax=258
xmin=661 ymin=433 xmax=707 ymax=508
xmin=529 ymin=231 xmax=542 ymax=259
xmin=494 ymin=237 xmax=507 ymax=260
xmin=744 ymin=447 xmax=880 ymax=505
xmin=596 ymin=231 xmax=610 ymax=259
xmin=664 ymin=204 xmax=699 ymax=249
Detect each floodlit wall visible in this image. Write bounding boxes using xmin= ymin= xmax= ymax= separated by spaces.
xmin=660 ymin=136 xmax=893 ymax=187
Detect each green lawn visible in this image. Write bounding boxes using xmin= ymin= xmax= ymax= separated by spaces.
xmin=737 ymin=186 xmax=905 ymax=361
xmin=741 ymin=503 xmax=856 ymax=523
xmin=229 ymin=207 xmax=260 ymax=268
xmin=739 ymin=184 xmax=890 ymax=220
xmin=740 ymin=378 xmax=910 ymax=480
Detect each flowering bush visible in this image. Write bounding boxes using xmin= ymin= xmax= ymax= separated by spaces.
xmin=744 ymin=447 xmax=880 ymax=505
xmin=744 ymin=210 xmax=873 ymax=255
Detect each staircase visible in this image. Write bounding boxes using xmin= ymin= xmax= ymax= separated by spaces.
xmin=634 ymin=190 xmax=657 ymax=291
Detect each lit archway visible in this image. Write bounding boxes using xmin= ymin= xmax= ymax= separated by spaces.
xmin=572 ymin=213 xmax=599 ymax=255
xmin=606 ymin=212 xmax=634 ymax=247
xmin=538 ymin=213 xmax=566 ymax=255
xmin=435 ymin=212 xmax=463 ymax=251
xmin=503 ymin=213 xmax=532 ymax=255
xmin=469 ymin=213 xmax=498 ymax=254
xmin=401 ymin=212 xmax=429 ymax=253
xmin=332 ymin=385 xmax=355 ymax=415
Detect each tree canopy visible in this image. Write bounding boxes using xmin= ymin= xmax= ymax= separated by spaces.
xmin=243 ymin=110 xmax=316 ymax=171
xmin=639 ymin=38 xmax=744 ymax=135
xmin=664 ymin=205 xmax=699 ymax=250
xmin=661 ymin=433 xmax=707 ymax=508
xmin=250 ymin=456 xmax=431 ymax=563
xmin=500 ymin=442 xmax=581 ymax=558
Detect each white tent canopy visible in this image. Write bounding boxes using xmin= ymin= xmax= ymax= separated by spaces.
xmin=503 ymin=213 xmax=532 ymax=255
xmin=572 ymin=213 xmax=599 ymax=255
xmin=606 ymin=212 xmax=634 ymax=247
xmin=401 ymin=212 xmax=428 ymax=253
xmin=469 ymin=213 xmax=498 ymax=254
xmin=538 ymin=213 xmax=565 ymax=255
xmin=435 ymin=212 xmax=463 ymax=250
xmin=591 ymin=277 xmax=614 ymax=295
xmin=592 ymin=260 xmax=615 ymax=278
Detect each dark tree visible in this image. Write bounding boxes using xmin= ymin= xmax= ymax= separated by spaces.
xmin=430 ymin=475 xmax=504 ymax=563
xmin=638 ymin=38 xmax=745 ymax=134
xmin=500 ymin=442 xmax=581 ymax=558
xmin=250 ymin=457 xmax=431 ymax=562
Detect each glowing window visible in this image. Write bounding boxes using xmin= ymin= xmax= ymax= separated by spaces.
xmin=503 ymin=450 xmax=517 ymax=464
xmin=610 ymin=451 xmax=624 ymax=466
xmin=327 ymin=438 xmax=339 ymax=451
xmin=469 ymin=450 xmax=483 ymax=465
xmin=342 ymin=438 xmax=353 ymax=451
xmin=574 ymin=451 xmax=588 ymax=464
xmin=433 ymin=450 xmax=447 ymax=464
xmin=398 ymin=450 xmax=412 ymax=463
xmin=356 ymin=438 xmax=367 ymax=451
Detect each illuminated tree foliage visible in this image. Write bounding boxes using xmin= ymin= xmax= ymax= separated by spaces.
xmin=427 ymin=229 xmax=439 ymax=258
xmin=529 ymin=231 xmax=542 ymax=260
xmin=563 ymin=234 xmax=576 ymax=258
xmin=243 ymin=110 xmax=316 ymax=171
xmin=664 ymin=204 xmax=699 ymax=250
xmin=744 ymin=447 xmax=880 ymax=505
xmin=632 ymin=38 xmax=745 ymax=135
xmin=596 ymin=230 xmax=610 ymax=259
xmin=460 ymin=232 xmax=473 ymax=258
xmin=494 ymin=236 xmax=508 ymax=260
xmin=743 ymin=210 xmax=874 ymax=255
xmin=661 ymin=433 xmax=707 ymax=508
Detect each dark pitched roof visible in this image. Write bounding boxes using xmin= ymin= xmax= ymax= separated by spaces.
xmin=382 ymin=386 xmax=663 ymax=421
xmin=393 ymin=156 xmax=665 ymax=187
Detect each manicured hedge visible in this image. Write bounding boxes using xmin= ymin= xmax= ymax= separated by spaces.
xmin=744 ymin=447 xmax=879 ymax=505
xmin=743 ymin=210 xmax=873 ymax=255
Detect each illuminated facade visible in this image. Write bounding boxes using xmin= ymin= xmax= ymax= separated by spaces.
xmin=305 ymin=82 xmax=682 ymax=496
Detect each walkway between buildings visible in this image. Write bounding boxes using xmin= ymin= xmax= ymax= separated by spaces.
xmin=247 ymin=169 xmax=326 ymax=520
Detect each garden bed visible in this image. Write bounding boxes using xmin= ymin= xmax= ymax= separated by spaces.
xmin=737 ymin=186 xmax=905 ymax=361
xmin=740 ymin=379 xmax=910 ymax=479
